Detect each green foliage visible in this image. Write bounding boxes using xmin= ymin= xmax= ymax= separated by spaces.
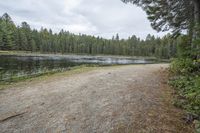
xmin=170 ymin=58 xmax=198 ymax=75
xmin=169 ymin=33 xmax=200 ymax=132
xmin=176 ymin=35 xmax=192 ymax=58
xmin=123 ymin=0 xmax=200 ymax=131
xmin=122 ymin=0 xmax=193 ymax=36
xmin=30 ymin=39 xmax=37 ymax=52
xmin=0 ymin=13 xmax=16 ymax=50
xmin=0 ymin=13 xmax=177 ymax=59
xmin=192 ymin=25 xmax=200 ymax=59
xmin=169 ymin=35 xmax=200 ymax=129
xmin=195 ymin=120 xmax=200 ymax=133
xmin=170 ymin=74 xmax=200 ymax=116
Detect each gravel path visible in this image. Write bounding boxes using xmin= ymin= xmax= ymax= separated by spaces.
xmin=0 ymin=64 xmax=194 ymax=133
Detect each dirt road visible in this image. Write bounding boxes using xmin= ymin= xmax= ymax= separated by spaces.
xmin=0 ymin=64 xmax=194 ymax=133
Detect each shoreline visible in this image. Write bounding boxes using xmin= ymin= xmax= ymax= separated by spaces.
xmin=0 ymin=50 xmax=159 ymax=60
xmin=0 ymin=65 xmax=102 ymax=90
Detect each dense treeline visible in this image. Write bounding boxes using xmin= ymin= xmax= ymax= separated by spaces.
xmin=0 ymin=13 xmax=177 ymax=59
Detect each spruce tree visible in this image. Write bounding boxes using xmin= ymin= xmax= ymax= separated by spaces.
xmin=0 ymin=13 xmax=16 ymax=50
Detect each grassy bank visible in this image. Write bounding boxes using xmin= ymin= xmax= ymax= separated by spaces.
xmin=0 ymin=65 xmax=101 ymax=90
xmin=0 ymin=50 xmax=41 ymax=55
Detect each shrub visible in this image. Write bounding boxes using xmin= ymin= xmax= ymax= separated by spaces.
xmin=170 ymin=58 xmax=198 ymax=75
xmin=170 ymin=58 xmax=200 ymax=125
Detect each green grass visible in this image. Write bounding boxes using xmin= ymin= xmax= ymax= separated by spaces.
xmin=0 ymin=50 xmax=33 ymax=54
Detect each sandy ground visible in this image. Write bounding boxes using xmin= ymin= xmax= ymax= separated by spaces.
xmin=0 ymin=64 xmax=194 ymax=133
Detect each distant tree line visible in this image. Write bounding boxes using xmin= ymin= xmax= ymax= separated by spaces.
xmin=0 ymin=13 xmax=178 ymax=59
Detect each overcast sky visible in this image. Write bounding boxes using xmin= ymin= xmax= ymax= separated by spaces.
xmin=0 ymin=0 xmax=167 ymax=39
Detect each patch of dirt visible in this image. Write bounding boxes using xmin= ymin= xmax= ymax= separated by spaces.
xmin=0 ymin=64 xmax=194 ymax=133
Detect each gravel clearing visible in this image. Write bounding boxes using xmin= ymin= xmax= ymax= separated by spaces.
xmin=0 ymin=64 xmax=194 ymax=133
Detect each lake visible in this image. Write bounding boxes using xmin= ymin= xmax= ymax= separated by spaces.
xmin=0 ymin=54 xmax=156 ymax=81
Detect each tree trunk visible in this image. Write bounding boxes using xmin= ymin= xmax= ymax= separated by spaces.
xmin=192 ymin=0 xmax=200 ymax=59
xmin=192 ymin=0 xmax=200 ymax=38
xmin=193 ymin=0 xmax=200 ymax=24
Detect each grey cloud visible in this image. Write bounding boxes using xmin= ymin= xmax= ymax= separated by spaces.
xmin=0 ymin=0 xmax=167 ymax=39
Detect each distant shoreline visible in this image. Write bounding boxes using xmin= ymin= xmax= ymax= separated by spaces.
xmin=0 ymin=50 xmax=159 ymax=60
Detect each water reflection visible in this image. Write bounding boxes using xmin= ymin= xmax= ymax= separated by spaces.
xmin=0 ymin=55 xmax=156 ymax=81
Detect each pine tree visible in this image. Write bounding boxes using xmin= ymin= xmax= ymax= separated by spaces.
xmin=0 ymin=13 xmax=178 ymax=59
xmin=0 ymin=13 xmax=16 ymax=50
xmin=19 ymin=29 xmax=28 ymax=50
xmin=21 ymin=22 xmax=32 ymax=51
xmin=122 ymin=0 xmax=200 ymax=39
xmin=0 ymin=18 xmax=3 ymax=50
xmin=30 ymin=39 xmax=37 ymax=52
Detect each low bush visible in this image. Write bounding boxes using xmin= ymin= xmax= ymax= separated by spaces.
xmin=169 ymin=58 xmax=200 ymax=132
xmin=170 ymin=58 xmax=199 ymax=75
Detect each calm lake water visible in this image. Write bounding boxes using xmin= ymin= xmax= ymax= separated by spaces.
xmin=0 ymin=55 xmax=156 ymax=81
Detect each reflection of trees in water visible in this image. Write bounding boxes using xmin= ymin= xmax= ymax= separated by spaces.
xmin=0 ymin=55 xmax=156 ymax=81
xmin=0 ymin=56 xmax=84 ymax=81
xmin=0 ymin=69 xmax=5 ymax=81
